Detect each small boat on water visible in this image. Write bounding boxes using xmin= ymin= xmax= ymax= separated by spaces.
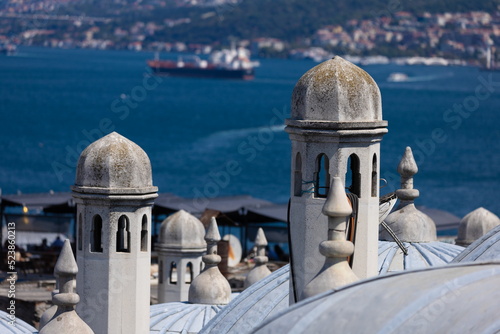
xmin=147 ymin=47 xmax=258 ymax=80
xmin=387 ymin=72 xmax=409 ymax=82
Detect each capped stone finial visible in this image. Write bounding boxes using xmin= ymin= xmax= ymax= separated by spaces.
xmin=396 ymin=147 xmax=419 ymax=201
xmin=40 ymin=240 xmax=94 ymax=334
xmin=205 ymin=217 xmax=221 ymax=243
xmin=301 ymin=177 xmax=358 ymax=300
xmin=244 ymin=228 xmax=271 ymax=288
xmin=322 ymin=177 xmax=353 ymax=218
xmin=254 ymin=227 xmax=268 ymax=248
xmin=188 ymin=217 xmax=231 ymax=305
xmin=456 ymin=207 xmax=500 ymax=246
xmin=379 ymin=147 xmax=436 ymax=242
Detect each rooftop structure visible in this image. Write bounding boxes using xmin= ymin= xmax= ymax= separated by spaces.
xmin=156 ymin=210 xmax=206 ymax=303
xmin=72 ymin=132 xmax=158 ymax=334
xmin=456 ymin=207 xmax=500 ymax=247
xmin=39 ymin=240 xmax=94 ymax=334
xmin=254 ymin=262 xmax=500 ymax=333
xmin=244 ymin=228 xmax=271 ymax=288
xmin=189 ymin=217 xmax=231 ymax=305
xmin=287 ymin=56 xmax=387 ymax=303
xmin=378 ymin=147 xmax=463 ymax=272
xmin=454 ymin=224 xmax=500 ymax=263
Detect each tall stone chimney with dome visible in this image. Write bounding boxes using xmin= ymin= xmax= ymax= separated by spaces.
xmin=286 ymin=56 xmax=388 ymax=303
xmin=156 ymin=209 xmax=206 ymax=303
xmin=72 ymin=132 xmax=158 ymax=334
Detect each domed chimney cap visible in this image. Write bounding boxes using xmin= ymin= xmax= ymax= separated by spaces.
xmin=157 ymin=210 xmax=206 ymax=250
xmin=456 ymin=207 xmax=500 ymax=247
xmin=290 ymin=56 xmax=384 ymax=126
xmin=73 ymin=132 xmax=157 ymax=194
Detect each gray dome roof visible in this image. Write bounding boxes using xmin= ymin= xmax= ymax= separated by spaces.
xmin=157 ymin=210 xmax=206 ymax=250
xmin=0 ymin=310 xmax=37 ymax=333
xmin=378 ymin=241 xmax=463 ymax=274
xmin=453 ymin=224 xmax=500 ymax=263
xmin=200 ymin=264 xmax=289 ymax=334
xmin=456 ymin=207 xmax=500 ymax=247
xmin=290 ymin=57 xmax=382 ymax=124
xmin=200 ymin=239 xmax=462 ymax=334
xmin=74 ymin=132 xmax=157 ymax=193
xmin=254 ymin=262 xmax=500 ymax=334
xmin=150 ymin=302 xmax=223 ymax=334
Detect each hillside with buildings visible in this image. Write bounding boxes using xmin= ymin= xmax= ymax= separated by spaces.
xmin=0 ymin=0 xmax=499 ymax=61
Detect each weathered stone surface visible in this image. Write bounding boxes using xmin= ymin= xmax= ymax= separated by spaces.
xmin=72 ymin=132 xmax=157 ymax=334
xmin=74 ymin=132 xmax=156 ymax=193
xmin=301 ymin=177 xmax=357 ymax=300
xmin=379 ymin=147 xmax=437 ymax=242
xmin=456 ymin=207 xmax=500 ymax=246
xmin=189 ymin=218 xmax=231 ymax=305
xmin=157 ymin=210 xmax=206 ymax=250
xmin=291 ymin=56 xmax=382 ymax=123
xmin=287 ymin=57 xmax=386 ymax=304
xmin=244 ymin=228 xmax=271 ymax=288
xmin=40 ymin=240 xmax=94 ymax=334
xmin=157 ymin=210 xmax=205 ymax=303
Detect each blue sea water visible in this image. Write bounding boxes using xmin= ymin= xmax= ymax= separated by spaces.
xmin=0 ymin=47 xmax=499 ymax=218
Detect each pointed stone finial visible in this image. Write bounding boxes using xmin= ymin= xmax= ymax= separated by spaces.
xmin=40 ymin=240 xmax=94 ymax=334
xmin=301 ymin=177 xmax=358 ymax=300
xmin=205 ymin=216 xmax=221 ymax=244
xmin=244 ymin=228 xmax=271 ymax=288
xmin=379 ymin=147 xmax=436 ymax=242
xmin=254 ymin=227 xmax=268 ymax=248
xmin=396 ymin=147 xmax=419 ymax=201
xmin=322 ymin=177 xmax=353 ymax=218
xmin=188 ymin=217 xmax=231 ymax=305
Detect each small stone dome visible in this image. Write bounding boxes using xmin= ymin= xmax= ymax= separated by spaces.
xmin=157 ymin=210 xmax=206 ymax=250
xmin=290 ymin=56 xmax=382 ymax=123
xmin=380 ymin=204 xmax=437 ymax=242
xmin=455 ymin=207 xmax=500 ymax=247
xmin=454 ymin=224 xmax=500 ymax=263
xmin=254 ymin=263 xmax=500 ymax=334
xmin=74 ymin=132 xmax=156 ymax=192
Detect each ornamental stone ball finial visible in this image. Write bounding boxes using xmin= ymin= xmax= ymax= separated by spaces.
xmin=301 ymin=177 xmax=358 ymax=300
xmin=40 ymin=240 xmax=94 ymax=334
xmin=244 ymin=228 xmax=272 ymax=288
xmin=188 ymin=217 xmax=231 ymax=305
xmin=379 ymin=147 xmax=436 ymax=242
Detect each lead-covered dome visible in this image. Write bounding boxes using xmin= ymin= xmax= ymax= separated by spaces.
xmin=0 ymin=310 xmax=37 ymax=333
xmin=74 ymin=132 xmax=156 ymax=193
xmin=150 ymin=303 xmax=224 ymax=334
xmin=254 ymin=262 xmax=500 ymax=334
xmin=290 ymin=56 xmax=382 ymax=123
xmin=157 ymin=210 xmax=206 ymax=250
xmin=453 ymin=224 xmax=500 ymax=263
